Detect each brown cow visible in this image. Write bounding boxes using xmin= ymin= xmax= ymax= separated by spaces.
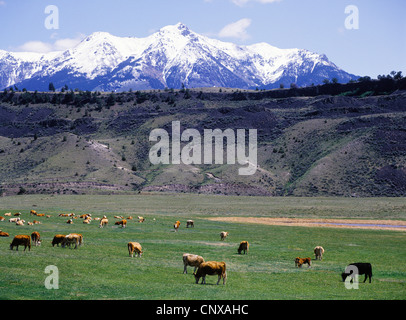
xmin=52 ymin=234 xmax=66 ymax=247
xmin=174 ymin=220 xmax=180 ymax=232
xmin=128 ymin=242 xmax=143 ymax=257
xmin=10 ymin=235 xmax=31 ymax=251
xmin=183 ymin=253 xmax=205 ymax=274
xmin=238 ymin=241 xmax=249 ymax=254
xmin=0 ymin=230 xmax=9 ymax=237
xmin=115 ymin=219 xmax=127 ymax=228
xmin=295 ymin=257 xmax=311 ymax=268
xmin=30 ymin=210 xmax=37 ymax=216
xmin=194 ymin=261 xmax=227 ymax=285
xmin=31 ymin=231 xmax=41 ymax=246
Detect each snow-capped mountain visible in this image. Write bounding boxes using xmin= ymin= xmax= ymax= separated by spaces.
xmin=0 ymin=23 xmax=357 ymax=91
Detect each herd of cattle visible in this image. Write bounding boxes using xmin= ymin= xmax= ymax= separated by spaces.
xmin=1 ymin=210 xmax=373 ymax=285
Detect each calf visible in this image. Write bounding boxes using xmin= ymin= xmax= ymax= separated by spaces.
xmin=194 ymin=261 xmax=227 ymax=285
xmin=183 ymin=253 xmax=205 ymax=274
xmin=238 ymin=241 xmax=249 ymax=254
xmin=295 ymin=257 xmax=311 ymax=268
xmin=220 ymin=231 xmax=229 ymax=241
xmin=341 ymin=263 xmax=372 ymax=283
xmin=174 ymin=221 xmax=180 ymax=232
xmin=10 ymin=235 xmax=31 ymax=251
xmin=128 ymin=242 xmax=143 ymax=257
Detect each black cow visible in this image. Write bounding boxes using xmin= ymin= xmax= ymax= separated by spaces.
xmin=341 ymin=263 xmax=372 ymax=283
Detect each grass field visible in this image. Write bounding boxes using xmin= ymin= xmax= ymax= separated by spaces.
xmin=1 ymin=194 xmax=405 ymax=300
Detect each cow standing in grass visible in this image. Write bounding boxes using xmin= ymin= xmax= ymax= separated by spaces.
xmin=183 ymin=253 xmax=205 ymax=274
xmin=194 ymin=261 xmax=227 ymax=285
xmin=10 ymin=235 xmax=31 ymax=251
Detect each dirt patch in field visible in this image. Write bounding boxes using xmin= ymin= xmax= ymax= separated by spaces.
xmin=206 ymin=217 xmax=406 ymax=231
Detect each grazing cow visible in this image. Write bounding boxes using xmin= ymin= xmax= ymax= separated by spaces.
xmin=138 ymin=217 xmax=145 ymax=223
xmin=10 ymin=235 xmax=31 ymax=251
xmin=62 ymin=234 xmax=82 ymax=249
xmin=99 ymin=218 xmax=108 ymax=228
xmin=341 ymin=263 xmax=373 ymax=283
xmin=314 ymin=246 xmax=325 ymax=260
xmin=30 ymin=210 xmax=37 ymax=216
xmin=295 ymin=257 xmax=311 ymax=268
xmin=238 ymin=241 xmax=249 ymax=254
xmin=174 ymin=221 xmax=180 ymax=232
xmin=14 ymin=212 xmax=21 ymax=216
xmin=220 ymin=231 xmax=229 ymax=241
xmin=128 ymin=242 xmax=143 ymax=257
xmin=194 ymin=261 xmax=227 ymax=285
xmin=186 ymin=220 xmax=194 ymax=228
xmin=115 ymin=219 xmax=127 ymax=228
xmin=52 ymin=234 xmax=66 ymax=247
xmin=0 ymin=230 xmax=9 ymax=237
xmin=183 ymin=253 xmax=205 ymax=274
xmin=31 ymin=231 xmax=41 ymax=246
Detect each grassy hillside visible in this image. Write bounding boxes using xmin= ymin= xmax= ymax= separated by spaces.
xmin=1 ymin=194 xmax=405 ymax=300
xmin=1 ymin=84 xmax=406 ymax=197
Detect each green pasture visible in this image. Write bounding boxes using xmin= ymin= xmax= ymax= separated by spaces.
xmin=0 ymin=194 xmax=405 ymax=300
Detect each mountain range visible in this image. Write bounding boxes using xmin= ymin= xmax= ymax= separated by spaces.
xmin=0 ymin=23 xmax=358 ymax=92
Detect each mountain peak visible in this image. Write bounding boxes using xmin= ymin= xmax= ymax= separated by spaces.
xmin=159 ymin=22 xmax=192 ymax=36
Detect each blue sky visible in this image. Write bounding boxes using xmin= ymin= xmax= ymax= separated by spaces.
xmin=1 ymin=0 xmax=405 ymax=78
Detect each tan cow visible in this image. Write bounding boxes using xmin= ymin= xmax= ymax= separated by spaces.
xmin=237 ymin=241 xmax=249 ymax=254
xmin=16 ymin=220 xmax=25 ymax=226
xmin=194 ymin=261 xmax=227 ymax=285
xmin=62 ymin=234 xmax=82 ymax=249
xmin=314 ymin=246 xmax=325 ymax=260
xmin=10 ymin=235 xmax=31 ymax=251
xmin=128 ymin=242 xmax=143 ymax=257
xmin=99 ymin=218 xmax=109 ymax=228
xmin=52 ymin=234 xmax=66 ymax=247
xmin=220 ymin=231 xmax=229 ymax=241
xmin=31 ymin=231 xmax=41 ymax=246
xmin=4 ymin=213 xmax=11 ymax=217
xmin=174 ymin=221 xmax=180 ymax=232
xmin=183 ymin=253 xmax=205 ymax=274
xmin=115 ymin=219 xmax=127 ymax=228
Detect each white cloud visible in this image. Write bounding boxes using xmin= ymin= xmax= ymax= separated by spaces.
xmin=16 ymin=34 xmax=85 ymax=53
xmin=218 ymin=18 xmax=252 ymax=41
xmin=231 ymin=0 xmax=281 ymax=6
